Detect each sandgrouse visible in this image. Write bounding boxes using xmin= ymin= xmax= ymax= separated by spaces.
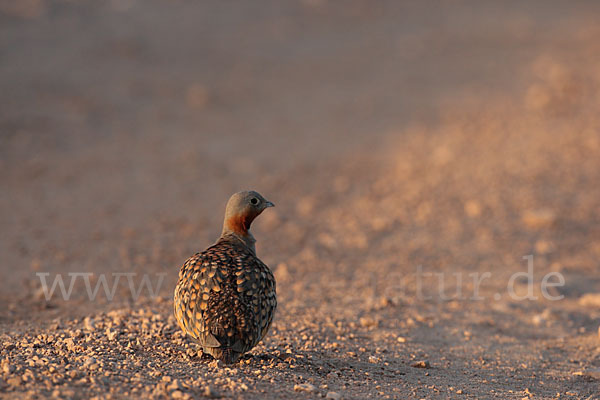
xmin=174 ymin=191 xmax=277 ymax=364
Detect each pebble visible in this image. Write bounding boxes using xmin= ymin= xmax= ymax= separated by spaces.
xmin=3 ymin=343 xmax=15 ymax=351
xmin=204 ymin=386 xmax=219 ymax=398
xmin=326 ymin=391 xmax=342 ymax=399
xmin=84 ymin=356 xmax=97 ymax=365
xmin=294 ymin=383 xmax=318 ymax=393
xmin=7 ymin=376 xmax=22 ymax=386
xmin=522 ymin=209 xmax=556 ymax=229
xmin=532 ymin=313 xmax=546 ymax=327
xmin=2 ymin=363 xmax=13 ymax=374
xmin=411 ymin=360 xmax=430 ymax=369
xmin=359 ymin=317 xmax=377 ymax=328
xmin=106 ymin=328 xmax=118 ymax=341
xmin=168 ymin=379 xmax=182 ymax=391
xmin=84 ymin=356 xmax=99 ymax=371
xmin=64 ymin=338 xmax=76 ymax=352
xmin=464 ymin=200 xmax=481 ymax=217
xmin=84 ymin=317 xmax=95 ymax=331
xmin=578 ymin=293 xmax=600 ymax=308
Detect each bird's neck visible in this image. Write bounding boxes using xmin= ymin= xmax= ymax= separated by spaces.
xmin=220 ymin=231 xmax=256 ymax=253
xmin=222 ymin=214 xmax=257 ymax=252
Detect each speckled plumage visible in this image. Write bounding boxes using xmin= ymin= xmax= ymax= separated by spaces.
xmin=174 ymin=191 xmax=276 ymax=364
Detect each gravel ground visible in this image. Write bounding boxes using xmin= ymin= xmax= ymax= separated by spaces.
xmin=1 ymin=1 xmax=600 ymax=399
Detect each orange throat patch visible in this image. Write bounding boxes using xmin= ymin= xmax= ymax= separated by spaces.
xmin=225 ymin=213 xmax=253 ymax=236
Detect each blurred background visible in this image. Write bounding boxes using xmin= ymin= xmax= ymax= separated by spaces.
xmin=1 ymin=0 xmax=599 ymax=325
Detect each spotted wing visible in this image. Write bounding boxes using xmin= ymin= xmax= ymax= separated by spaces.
xmin=174 ymin=240 xmax=277 ymax=353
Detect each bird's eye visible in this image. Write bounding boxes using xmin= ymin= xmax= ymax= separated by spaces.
xmin=250 ymin=197 xmax=259 ymax=205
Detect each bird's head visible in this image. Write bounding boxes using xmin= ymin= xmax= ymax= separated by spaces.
xmin=222 ymin=190 xmax=274 ymax=237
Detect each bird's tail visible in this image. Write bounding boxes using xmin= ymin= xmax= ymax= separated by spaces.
xmin=203 ymin=346 xmax=242 ymax=364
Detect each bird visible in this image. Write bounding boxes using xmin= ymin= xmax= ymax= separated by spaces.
xmin=174 ymin=190 xmax=277 ymax=364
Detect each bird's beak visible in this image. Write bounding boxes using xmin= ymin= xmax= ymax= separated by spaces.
xmin=265 ymin=200 xmax=275 ymax=208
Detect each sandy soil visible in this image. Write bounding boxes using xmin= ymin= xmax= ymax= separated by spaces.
xmin=1 ymin=1 xmax=600 ymax=398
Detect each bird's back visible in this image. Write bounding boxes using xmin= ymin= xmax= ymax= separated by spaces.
xmin=174 ymin=234 xmax=276 ymax=363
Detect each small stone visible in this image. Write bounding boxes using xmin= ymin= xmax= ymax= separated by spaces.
xmin=3 ymin=343 xmax=15 ymax=351
xmin=359 ymin=317 xmax=377 ymax=328
xmin=2 ymin=363 xmax=13 ymax=375
xmin=464 ymin=200 xmax=481 ymax=217
xmin=411 ymin=360 xmax=430 ymax=369
xmin=534 ymin=240 xmax=553 ymax=254
xmin=7 ymin=376 xmax=22 ymax=386
xmin=153 ymin=383 xmax=167 ymax=397
xmin=106 ymin=328 xmax=118 ymax=341
xmin=326 ymin=391 xmax=342 ymax=399
xmin=294 ymin=383 xmax=318 ymax=393
xmin=171 ymin=390 xmax=184 ymax=399
xmin=168 ymin=379 xmax=182 ymax=391
xmin=532 ymin=313 xmax=546 ymax=327
xmin=522 ymin=209 xmax=555 ymax=229
xmin=579 ymin=293 xmax=600 ymax=308
xmin=64 ymin=338 xmax=76 ymax=352
xmin=203 ymin=386 xmax=219 ymax=398
xmin=396 ymin=336 xmax=407 ymax=343
xmin=368 ymin=356 xmax=381 ymax=364
xmin=83 ymin=356 xmax=98 ymax=370
xmin=84 ymin=317 xmax=95 ymax=331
